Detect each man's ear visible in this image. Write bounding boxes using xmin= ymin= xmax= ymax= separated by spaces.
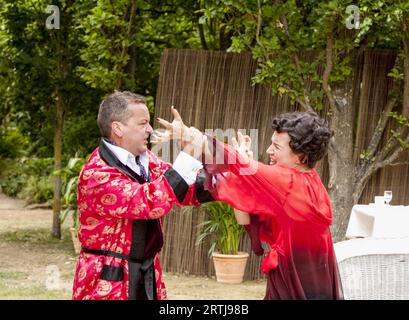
xmin=111 ymin=121 xmax=123 ymax=138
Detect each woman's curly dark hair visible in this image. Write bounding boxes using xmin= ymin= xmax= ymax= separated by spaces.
xmin=271 ymin=112 xmax=333 ymax=168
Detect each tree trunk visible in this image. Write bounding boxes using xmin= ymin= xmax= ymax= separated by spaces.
xmin=128 ymin=43 xmax=136 ymax=91
xmin=219 ymin=25 xmax=232 ymax=51
xmin=327 ymin=87 xmax=356 ymax=243
xmin=403 ymin=16 xmax=409 ymax=117
xmin=116 ymin=0 xmax=136 ymax=90
xmin=52 ymin=94 xmax=64 ymax=239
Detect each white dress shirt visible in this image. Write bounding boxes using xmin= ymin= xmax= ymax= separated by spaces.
xmin=103 ymin=139 xmax=202 ymax=185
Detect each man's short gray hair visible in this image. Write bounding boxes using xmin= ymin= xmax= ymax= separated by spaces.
xmin=97 ymin=90 xmax=147 ymax=138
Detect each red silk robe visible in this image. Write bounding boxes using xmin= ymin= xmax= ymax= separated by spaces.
xmin=72 ymin=142 xmax=209 ymax=300
xmin=206 ymin=138 xmax=343 ymax=300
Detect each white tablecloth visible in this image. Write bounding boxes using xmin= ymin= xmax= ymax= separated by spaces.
xmin=345 ymin=204 xmax=409 ymax=239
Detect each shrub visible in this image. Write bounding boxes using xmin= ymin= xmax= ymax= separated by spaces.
xmin=18 ymin=158 xmax=54 ymax=204
xmin=0 ymin=158 xmax=26 ymax=197
xmin=19 ymin=175 xmax=53 ymax=205
xmin=0 ymin=157 xmax=54 ymax=204
xmin=0 ymin=127 xmax=29 ymax=159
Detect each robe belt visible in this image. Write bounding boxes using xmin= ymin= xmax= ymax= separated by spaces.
xmin=81 ymin=247 xmax=145 ymax=263
xmin=81 ymin=247 xmax=155 ymax=300
xmin=261 ymin=243 xmax=285 ymax=273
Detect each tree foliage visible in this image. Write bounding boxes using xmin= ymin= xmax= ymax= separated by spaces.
xmin=199 ymin=0 xmax=409 ymax=240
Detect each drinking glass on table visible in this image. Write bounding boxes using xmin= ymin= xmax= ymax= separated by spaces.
xmin=384 ymin=190 xmax=392 ymax=205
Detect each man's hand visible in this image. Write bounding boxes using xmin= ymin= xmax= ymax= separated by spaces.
xmin=151 ymin=106 xmax=206 ymax=158
xmin=151 ymin=106 xmax=188 ymax=144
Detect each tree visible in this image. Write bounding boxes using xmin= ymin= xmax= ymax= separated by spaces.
xmin=1 ymin=0 xmax=212 ymax=238
xmin=0 ymin=0 xmax=214 ymax=238
xmin=77 ymin=0 xmax=204 ymax=103
xmin=201 ymin=0 xmax=409 ymax=241
xmin=0 ymin=0 xmax=99 ymax=238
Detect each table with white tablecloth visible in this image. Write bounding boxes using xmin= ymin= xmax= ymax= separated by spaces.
xmin=345 ymin=204 xmax=409 ymax=239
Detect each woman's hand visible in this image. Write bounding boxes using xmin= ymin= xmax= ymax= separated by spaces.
xmin=234 ymin=208 xmax=250 ymax=225
xmin=232 ymin=132 xmax=253 ymax=224
xmin=232 ymin=131 xmax=253 ymax=161
xmin=181 ymin=126 xmax=206 ymax=158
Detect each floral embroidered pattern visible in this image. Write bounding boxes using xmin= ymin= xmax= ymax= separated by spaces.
xmin=100 ymin=193 xmax=117 ymax=205
xmin=72 ymin=148 xmax=200 ymax=300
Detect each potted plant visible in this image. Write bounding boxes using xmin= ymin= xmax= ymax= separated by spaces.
xmin=60 ymin=157 xmax=85 ymax=254
xmin=197 ymin=201 xmax=249 ymax=284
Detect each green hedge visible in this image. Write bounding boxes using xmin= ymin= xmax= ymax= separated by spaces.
xmin=0 ymin=157 xmax=54 ymax=204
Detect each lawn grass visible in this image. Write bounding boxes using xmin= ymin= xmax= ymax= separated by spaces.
xmin=0 ymin=282 xmax=72 ymax=300
xmin=0 ymin=227 xmax=76 ymax=300
xmin=0 ymin=228 xmax=73 ymax=249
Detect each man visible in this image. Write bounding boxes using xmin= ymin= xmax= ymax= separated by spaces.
xmin=72 ymin=91 xmax=213 ymax=300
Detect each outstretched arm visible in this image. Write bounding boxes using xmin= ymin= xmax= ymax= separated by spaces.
xmin=153 ymin=107 xmax=211 ymax=159
xmin=151 ymin=108 xmax=292 ymax=217
xmin=152 ymin=107 xmax=214 ymax=205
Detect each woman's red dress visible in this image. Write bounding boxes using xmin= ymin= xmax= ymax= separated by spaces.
xmin=206 ymin=139 xmax=343 ymax=300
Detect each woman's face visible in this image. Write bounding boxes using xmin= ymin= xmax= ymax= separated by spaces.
xmin=266 ymin=131 xmax=302 ymax=167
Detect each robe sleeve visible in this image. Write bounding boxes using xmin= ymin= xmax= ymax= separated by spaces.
xmin=152 ymin=153 xmax=214 ymax=207
xmin=179 ymin=169 xmax=214 ymax=207
xmin=80 ymin=166 xmax=192 ymax=220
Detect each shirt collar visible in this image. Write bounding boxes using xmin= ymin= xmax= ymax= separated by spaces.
xmin=102 ymin=139 xmax=148 ymax=167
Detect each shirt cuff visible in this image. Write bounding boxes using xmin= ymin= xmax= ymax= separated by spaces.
xmin=172 ymin=151 xmax=203 ymax=185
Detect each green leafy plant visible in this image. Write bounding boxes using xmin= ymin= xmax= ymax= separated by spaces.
xmin=20 ymin=175 xmax=53 ymax=204
xmin=0 ymin=127 xmax=29 ymax=159
xmin=19 ymin=158 xmax=54 ymax=205
xmin=59 ymin=156 xmax=86 ymax=233
xmin=0 ymin=157 xmax=54 ymax=202
xmin=0 ymin=158 xmax=26 ymax=197
xmin=197 ymin=201 xmax=244 ymax=255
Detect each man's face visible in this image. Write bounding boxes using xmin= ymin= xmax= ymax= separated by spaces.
xmin=112 ymin=103 xmax=153 ymax=156
xmin=266 ymin=131 xmax=300 ymax=167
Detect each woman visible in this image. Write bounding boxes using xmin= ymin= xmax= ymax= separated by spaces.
xmin=155 ymin=110 xmax=343 ymax=300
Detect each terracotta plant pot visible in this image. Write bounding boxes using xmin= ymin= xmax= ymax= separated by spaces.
xmin=212 ymin=251 xmax=249 ymax=284
xmin=70 ymin=227 xmax=81 ymax=254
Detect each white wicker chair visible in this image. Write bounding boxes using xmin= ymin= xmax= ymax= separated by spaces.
xmin=334 ymin=238 xmax=409 ymax=300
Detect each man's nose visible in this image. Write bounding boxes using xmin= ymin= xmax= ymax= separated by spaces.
xmin=147 ymin=123 xmax=153 ymax=134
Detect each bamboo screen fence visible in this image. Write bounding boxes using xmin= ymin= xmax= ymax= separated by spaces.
xmin=154 ymin=49 xmax=409 ymax=280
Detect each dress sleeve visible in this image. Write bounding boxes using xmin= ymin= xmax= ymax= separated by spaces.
xmin=244 ymin=215 xmax=265 ymax=256
xmin=204 ymin=136 xmax=293 ymax=217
